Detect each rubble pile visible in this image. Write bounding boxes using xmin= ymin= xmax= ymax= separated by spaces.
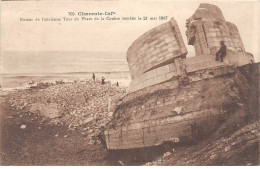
xmin=6 ymin=80 xmax=127 ymax=144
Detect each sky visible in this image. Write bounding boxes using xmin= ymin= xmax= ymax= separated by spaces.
xmin=0 ymin=0 xmax=259 ymax=74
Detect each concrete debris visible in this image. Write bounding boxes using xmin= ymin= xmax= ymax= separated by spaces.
xmin=20 ymin=125 xmax=27 ymax=129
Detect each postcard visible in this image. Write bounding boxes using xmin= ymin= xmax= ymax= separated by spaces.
xmin=0 ymin=0 xmax=259 ymax=166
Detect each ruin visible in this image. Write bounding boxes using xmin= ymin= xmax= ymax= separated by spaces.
xmin=105 ymin=3 xmax=255 ymax=150
xmin=185 ymin=3 xmax=253 ymax=64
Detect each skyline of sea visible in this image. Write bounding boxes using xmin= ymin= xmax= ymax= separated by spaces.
xmin=1 ymin=51 xmax=129 ymax=75
xmin=0 ymin=51 xmax=131 ymax=89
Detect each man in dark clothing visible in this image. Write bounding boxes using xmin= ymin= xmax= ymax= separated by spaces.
xmin=116 ymin=81 xmax=119 ymax=87
xmin=216 ymin=41 xmax=227 ymax=62
xmin=101 ymin=76 xmax=105 ymax=85
xmin=92 ymin=73 xmax=95 ymax=82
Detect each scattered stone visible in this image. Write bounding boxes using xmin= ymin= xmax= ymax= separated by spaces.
xmin=173 ymin=106 xmax=183 ymax=114
xmin=20 ymin=125 xmax=26 ymax=129
xmin=224 ymin=146 xmax=231 ymax=152
xmin=210 ymin=154 xmax=217 ymax=159
xmin=163 ymin=151 xmax=172 ymax=158
xmin=237 ymin=102 xmax=243 ymax=106
xmin=107 ymin=112 xmax=113 ymax=117
xmin=118 ymin=160 xmax=124 ymax=166
xmin=251 ymin=129 xmax=257 ymax=134
xmin=4 ymin=79 xmax=127 ymax=148
xmin=64 ymin=135 xmax=68 ymax=138
xmin=83 ymin=117 xmax=95 ymax=124
xmin=88 ymin=139 xmax=95 ymax=145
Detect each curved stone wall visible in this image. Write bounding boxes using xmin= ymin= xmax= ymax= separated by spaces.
xmin=186 ymin=3 xmax=245 ymax=56
xmin=126 ymin=3 xmax=254 ymax=94
xmin=127 ymin=18 xmax=187 ymax=80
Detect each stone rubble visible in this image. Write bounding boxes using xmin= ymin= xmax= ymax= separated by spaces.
xmin=6 ymin=80 xmax=127 ymax=144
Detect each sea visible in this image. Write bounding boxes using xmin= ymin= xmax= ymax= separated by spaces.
xmin=0 ymin=51 xmax=131 ymax=90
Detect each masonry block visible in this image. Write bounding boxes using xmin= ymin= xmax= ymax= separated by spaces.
xmin=156 ymin=65 xmax=170 ymax=75
xmin=153 ymin=74 xmax=166 ymax=84
xmin=146 ymin=69 xmax=158 ymax=79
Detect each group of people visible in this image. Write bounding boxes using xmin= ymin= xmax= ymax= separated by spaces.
xmin=92 ymin=73 xmax=119 ymax=86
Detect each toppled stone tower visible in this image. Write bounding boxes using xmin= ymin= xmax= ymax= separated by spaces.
xmin=105 ymin=3 xmax=255 ymax=150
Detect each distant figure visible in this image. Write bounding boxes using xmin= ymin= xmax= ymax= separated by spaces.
xmin=101 ymin=76 xmax=105 ymax=85
xmin=116 ymin=81 xmax=119 ymax=87
xmin=216 ymin=41 xmax=226 ymax=62
xmin=92 ymin=73 xmax=96 ymax=82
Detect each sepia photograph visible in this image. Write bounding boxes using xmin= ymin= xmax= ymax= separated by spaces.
xmin=0 ymin=0 xmax=259 ymax=166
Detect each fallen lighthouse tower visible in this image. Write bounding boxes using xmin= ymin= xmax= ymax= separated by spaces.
xmin=105 ymin=3 xmax=255 ymax=150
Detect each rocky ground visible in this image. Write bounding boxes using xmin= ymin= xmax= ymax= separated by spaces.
xmin=0 ymin=64 xmax=259 ymax=166
xmin=0 ymin=80 xmax=126 ymax=165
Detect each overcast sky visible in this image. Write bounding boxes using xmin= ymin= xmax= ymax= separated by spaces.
xmin=1 ymin=0 xmax=260 ymax=62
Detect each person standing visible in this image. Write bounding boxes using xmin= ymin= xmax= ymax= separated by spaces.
xmin=215 ymin=41 xmax=227 ymax=62
xmin=101 ymin=76 xmax=105 ymax=85
xmin=92 ymin=73 xmax=95 ymax=82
